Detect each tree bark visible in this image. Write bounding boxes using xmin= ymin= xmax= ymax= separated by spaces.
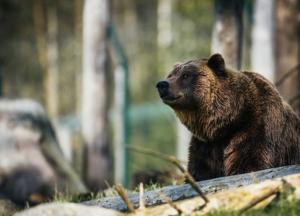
xmin=33 ymin=0 xmax=59 ymax=117
xmin=211 ymin=0 xmax=244 ymax=69
xmin=74 ymin=0 xmax=83 ymax=116
xmin=82 ymin=0 xmax=112 ymax=190
xmin=157 ymin=0 xmax=172 ymax=47
xmin=274 ymin=0 xmax=300 ymax=111
xmin=46 ymin=1 xmax=59 ymax=118
xmin=176 ymin=119 xmax=190 ymax=166
xmin=251 ymin=0 xmax=275 ymax=82
xmin=33 ymin=0 xmax=47 ymax=73
xmin=32 ymin=0 xmax=48 ymax=107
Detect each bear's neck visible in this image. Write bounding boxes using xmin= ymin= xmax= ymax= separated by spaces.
xmin=175 ymin=109 xmax=210 ymax=141
xmin=174 ymin=102 xmax=253 ymax=143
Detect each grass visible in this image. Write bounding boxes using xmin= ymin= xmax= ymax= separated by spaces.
xmin=206 ymin=197 xmax=300 ymax=216
xmin=51 ymin=182 xmax=154 ymax=203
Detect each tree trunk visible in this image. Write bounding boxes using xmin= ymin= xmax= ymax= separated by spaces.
xmin=72 ymin=0 xmax=84 ymax=180
xmin=33 ymin=0 xmax=59 ymax=117
xmin=46 ymin=1 xmax=59 ymax=118
xmin=0 ymin=63 xmax=3 ymax=97
xmin=274 ymin=0 xmax=300 ymax=111
xmin=176 ymin=119 xmax=190 ymax=166
xmin=33 ymin=0 xmax=47 ymax=71
xmin=157 ymin=0 xmax=189 ymax=165
xmin=251 ymin=0 xmax=275 ymax=82
xmin=113 ymin=66 xmax=126 ymax=185
xmin=82 ymin=0 xmax=112 ymax=190
xmin=157 ymin=0 xmax=172 ymax=47
xmin=84 ymin=165 xmax=300 ymax=211
xmin=32 ymin=0 xmax=48 ymax=105
xmin=211 ymin=0 xmax=244 ymax=69
xmin=74 ymin=0 xmax=83 ymax=116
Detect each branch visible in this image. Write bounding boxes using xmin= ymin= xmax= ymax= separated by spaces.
xmin=127 ymin=145 xmax=186 ymax=172
xmin=127 ymin=145 xmax=209 ymax=204
xmin=139 ymin=183 xmax=145 ymax=210
xmin=184 ymin=172 xmax=209 ymax=204
xmin=288 ymin=91 xmax=300 ymax=105
xmin=160 ymin=193 xmax=183 ymax=215
xmin=239 ymin=187 xmax=279 ymax=213
xmin=275 ymin=64 xmax=300 ymax=87
xmin=114 ymin=184 xmax=135 ymax=213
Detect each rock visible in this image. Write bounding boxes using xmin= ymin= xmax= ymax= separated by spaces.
xmin=14 ymin=202 xmax=122 ymax=216
xmin=0 ymin=199 xmax=18 ymax=216
xmin=0 ymin=99 xmax=86 ymax=205
xmin=0 ymin=99 xmax=55 ymax=176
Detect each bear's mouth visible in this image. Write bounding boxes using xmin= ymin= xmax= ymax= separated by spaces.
xmin=162 ymin=95 xmax=182 ymax=104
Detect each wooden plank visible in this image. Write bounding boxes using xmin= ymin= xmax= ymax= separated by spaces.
xmin=83 ymin=165 xmax=300 ymax=211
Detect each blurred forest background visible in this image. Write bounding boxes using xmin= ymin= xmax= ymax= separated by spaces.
xmin=0 ymin=0 xmax=299 ymax=199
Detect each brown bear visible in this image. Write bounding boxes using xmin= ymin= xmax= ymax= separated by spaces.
xmin=156 ymin=53 xmax=300 ymax=181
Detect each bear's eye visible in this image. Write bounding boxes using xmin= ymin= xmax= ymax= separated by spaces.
xmin=182 ymin=74 xmax=189 ymax=79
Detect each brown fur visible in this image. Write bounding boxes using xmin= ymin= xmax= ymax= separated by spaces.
xmin=157 ymin=54 xmax=300 ymax=181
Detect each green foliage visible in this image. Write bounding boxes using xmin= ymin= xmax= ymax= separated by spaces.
xmin=172 ymin=0 xmax=213 ymax=60
xmin=129 ymin=104 xmax=177 ymax=187
xmin=52 ymin=190 xmax=112 ymax=203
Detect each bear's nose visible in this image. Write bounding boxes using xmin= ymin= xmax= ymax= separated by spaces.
xmin=156 ymin=81 xmax=169 ymax=97
xmin=156 ymin=81 xmax=169 ymax=90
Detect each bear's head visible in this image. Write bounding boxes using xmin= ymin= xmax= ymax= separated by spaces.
xmin=156 ymin=54 xmax=243 ymax=140
xmin=157 ymin=53 xmax=226 ymax=110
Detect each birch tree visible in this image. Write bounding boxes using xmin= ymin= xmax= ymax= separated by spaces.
xmin=82 ymin=0 xmax=112 ymax=190
xmin=211 ymin=0 xmax=244 ymax=69
xmin=46 ymin=1 xmax=59 ymax=118
xmin=251 ymin=0 xmax=274 ymax=82
xmin=33 ymin=0 xmax=59 ymax=118
xmin=157 ymin=0 xmax=190 ymax=165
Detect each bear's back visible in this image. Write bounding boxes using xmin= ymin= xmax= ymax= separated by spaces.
xmin=241 ymin=71 xmax=300 ymax=165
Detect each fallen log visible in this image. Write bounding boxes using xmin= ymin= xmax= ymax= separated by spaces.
xmin=83 ymin=165 xmax=300 ymax=211
xmin=17 ymin=171 xmax=300 ymax=216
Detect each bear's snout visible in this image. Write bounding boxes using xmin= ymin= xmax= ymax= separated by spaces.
xmin=156 ymin=80 xmax=169 ymax=98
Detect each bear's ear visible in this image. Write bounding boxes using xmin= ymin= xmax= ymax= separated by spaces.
xmin=207 ymin=53 xmax=226 ymax=77
xmin=173 ymin=63 xmax=181 ymax=68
